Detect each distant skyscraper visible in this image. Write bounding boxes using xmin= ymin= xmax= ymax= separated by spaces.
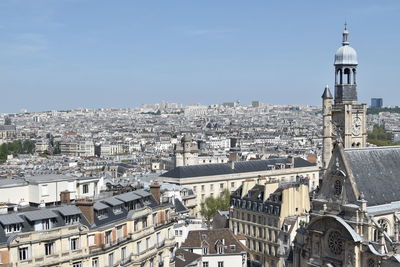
xmin=371 ymin=98 xmax=383 ymax=108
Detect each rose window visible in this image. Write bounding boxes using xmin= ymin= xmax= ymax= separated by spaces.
xmin=328 ymin=231 xmax=343 ymax=255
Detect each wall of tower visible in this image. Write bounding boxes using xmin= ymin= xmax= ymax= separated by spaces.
xmin=322 ymin=98 xmax=333 ymax=169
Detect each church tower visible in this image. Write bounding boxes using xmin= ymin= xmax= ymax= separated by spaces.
xmin=322 ymin=25 xmax=367 ymax=169
xmin=174 ymin=134 xmax=199 ymax=167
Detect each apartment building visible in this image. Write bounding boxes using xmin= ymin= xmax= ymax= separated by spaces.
xmin=0 ymin=174 xmax=100 ymax=207
xmin=161 ymin=157 xmax=318 ymax=217
xmin=229 ymin=177 xmax=310 ymax=267
xmin=180 ymin=229 xmax=247 ymax=267
xmin=0 ymin=189 xmax=176 ymax=266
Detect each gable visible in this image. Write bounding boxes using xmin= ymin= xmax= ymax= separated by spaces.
xmin=318 ymin=144 xmax=359 ymax=205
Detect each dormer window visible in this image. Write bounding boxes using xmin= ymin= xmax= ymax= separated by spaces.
xmin=217 ymin=245 xmax=223 ymax=254
xmin=5 ymin=223 xmax=22 ymax=234
xmin=230 ymin=244 xmax=236 ymax=250
xmin=203 ymin=247 xmax=208 ymax=255
xmin=97 ymin=209 xmax=108 ymax=219
xmin=65 ymin=215 xmax=80 ymax=225
xmin=113 ymin=205 xmax=122 ymax=214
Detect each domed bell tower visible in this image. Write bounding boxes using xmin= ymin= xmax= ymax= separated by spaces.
xmin=322 ymin=25 xmax=367 ymax=169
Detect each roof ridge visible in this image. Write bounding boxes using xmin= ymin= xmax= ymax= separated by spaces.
xmin=345 ymin=145 xmax=400 ymax=151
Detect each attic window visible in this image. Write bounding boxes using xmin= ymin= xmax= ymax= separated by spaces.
xmin=5 ymin=223 xmax=22 ymax=234
xmin=230 ymin=244 xmax=236 ymax=250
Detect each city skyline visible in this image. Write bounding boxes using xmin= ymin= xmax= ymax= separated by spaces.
xmin=1 ymin=1 xmax=400 ymax=113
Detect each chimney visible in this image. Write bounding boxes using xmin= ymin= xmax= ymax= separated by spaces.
xmin=150 ymin=182 xmax=161 ymax=204
xmin=76 ymin=199 xmax=95 ymax=225
xmin=60 ymin=190 xmax=71 ymax=204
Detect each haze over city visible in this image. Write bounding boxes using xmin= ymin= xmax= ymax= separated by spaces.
xmin=1 ymin=1 xmax=400 ymax=112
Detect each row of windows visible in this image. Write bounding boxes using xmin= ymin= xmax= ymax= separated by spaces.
xmin=234 ymin=222 xmax=278 ymax=242
xmin=19 ymin=237 xmax=81 ymax=261
xmin=234 ymin=211 xmax=279 ymax=227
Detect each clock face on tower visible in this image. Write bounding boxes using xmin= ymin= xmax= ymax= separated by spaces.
xmin=352 ymin=117 xmax=362 ymax=136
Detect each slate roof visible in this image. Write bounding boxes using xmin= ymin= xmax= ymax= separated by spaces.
xmin=0 ymin=178 xmax=27 ymax=188
xmin=0 ymin=214 xmax=24 ymax=225
xmin=56 ymin=206 xmax=82 ymax=217
xmin=345 ymin=146 xmax=400 ymax=206
xmin=115 ymin=192 xmax=141 ymax=203
xmin=102 ymin=197 xmax=124 ymax=207
xmin=162 ymin=157 xmax=315 ymax=179
xmin=23 ymin=209 xmax=58 ymax=221
xmin=181 ymin=229 xmax=247 ymax=254
xmin=175 ymin=248 xmax=201 ymax=267
xmin=133 ymin=189 xmax=151 ymax=197
xmin=174 ymin=199 xmax=189 ymax=214
xmin=25 ymin=174 xmax=76 ymax=184
xmin=93 ymin=202 xmax=109 ymax=211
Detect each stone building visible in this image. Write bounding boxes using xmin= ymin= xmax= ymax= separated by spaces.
xmin=230 ymin=177 xmax=310 ymax=266
xmin=290 ymin=26 xmax=400 ymax=267
xmin=321 ymin=24 xmax=367 ymax=170
xmin=161 ymin=156 xmax=319 ymax=217
xmin=0 ymin=189 xmax=176 ymax=266
xmin=174 ymin=135 xmax=199 ymax=167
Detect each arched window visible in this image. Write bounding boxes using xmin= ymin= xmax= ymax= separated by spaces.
xmin=353 ymin=68 xmax=357 ymax=84
xmin=344 ymin=68 xmax=351 ymax=84
xmin=336 ymin=69 xmax=342 ymax=84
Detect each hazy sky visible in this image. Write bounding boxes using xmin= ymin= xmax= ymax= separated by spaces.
xmin=1 ymin=1 xmax=399 ymax=113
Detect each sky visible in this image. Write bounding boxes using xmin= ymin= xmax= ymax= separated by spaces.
xmin=0 ymin=0 xmax=400 ymax=113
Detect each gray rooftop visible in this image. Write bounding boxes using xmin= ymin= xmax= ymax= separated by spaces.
xmin=0 ymin=178 xmax=27 ymax=188
xmin=133 ymin=189 xmax=151 ymax=197
xmin=23 ymin=209 xmax=58 ymax=221
xmin=345 ymin=146 xmax=400 ymax=206
xmin=161 ymin=157 xmax=315 ymax=179
xmin=93 ymin=201 xmax=109 ymax=211
xmin=115 ymin=192 xmax=141 ymax=203
xmin=55 ymin=206 xmax=82 ymax=217
xmin=25 ymin=174 xmax=76 ymax=184
xmin=102 ymin=197 xmax=124 ymax=207
xmin=0 ymin=214 xmax=24 ymax=225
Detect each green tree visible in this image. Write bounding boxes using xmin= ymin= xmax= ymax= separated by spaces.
xmin=367 ymin=124 xmax=399 ymax=146
xmin=200 ymin=189 xmax=230 ymax=225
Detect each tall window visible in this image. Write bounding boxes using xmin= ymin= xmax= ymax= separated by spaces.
xmin=121 ymin=247 xmax=127 ymax=261
xmin=116 ymin=225 xmax=123 ymax=240
xmin=203 ymin=262 xmax=209 ymax=267
xmin=18 ymin=247 xmax=30 ymax=261
xmin=83 ymin=184 xmax=89 ymax=194
xmin=108 ymin=253 xmax=114 ymax=266
xmin=105 ymin=230 xmax=112 ymax=244
xmin=218 ymin=262 xmax=224 ymax=267
xmin=70 ymin=238 xmax=79 ymax=250
xmin=92 ymin=258 xmax=98 ymax=267
xmin=44 ymin=242 xmax=55 ymax=255
xmin=137 ymin=241 xmax=141 ymax=254
xmin=42 ymin=219 xmax=51 ymax=230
